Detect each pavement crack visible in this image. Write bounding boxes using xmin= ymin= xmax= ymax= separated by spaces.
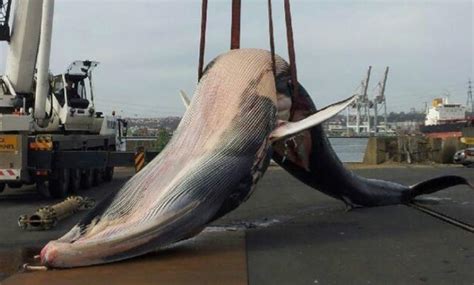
xmin=408 ymin=202 xmax=474 ymax=233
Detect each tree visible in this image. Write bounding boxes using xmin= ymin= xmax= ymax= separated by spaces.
xmin=154 ymin=128 xmax=172 ymax=152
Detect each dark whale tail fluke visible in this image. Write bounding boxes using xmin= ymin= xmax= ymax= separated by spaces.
xmin=409 ymin=175 xmax=473 ymax=198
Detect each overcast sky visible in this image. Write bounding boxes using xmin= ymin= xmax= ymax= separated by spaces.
xmin=0 ymin=0 xmax=472 ymax=117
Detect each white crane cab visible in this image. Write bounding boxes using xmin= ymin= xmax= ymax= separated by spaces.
xmin=48 ymin=60 xmax=103 ymax=133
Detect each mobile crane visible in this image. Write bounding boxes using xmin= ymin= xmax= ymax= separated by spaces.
xmin=0 ymin=0 xmax=148 ymax=198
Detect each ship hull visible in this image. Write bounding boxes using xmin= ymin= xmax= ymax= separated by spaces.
xmin=420 ymin=122 xmax=465 ymax=139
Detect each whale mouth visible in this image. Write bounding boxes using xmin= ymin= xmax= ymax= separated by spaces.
xmin=40 ymin=201 xmax=201 ymax=268
xmin=40 ymin=244 xmax=57 ymax=267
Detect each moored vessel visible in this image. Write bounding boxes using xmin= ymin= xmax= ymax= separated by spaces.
xmin=420 ymin=98 xmax=471 ymax=139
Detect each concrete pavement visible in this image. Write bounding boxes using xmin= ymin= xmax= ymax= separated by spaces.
xmin=1 ymin=166 xmax=473 ymax=284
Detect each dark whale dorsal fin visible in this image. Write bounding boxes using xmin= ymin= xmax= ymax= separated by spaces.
xmin=270 ymin=95 xmax=357 ymax=142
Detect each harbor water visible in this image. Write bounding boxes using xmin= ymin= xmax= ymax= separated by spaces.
xmin=328 ymin=137 xmax=368 ymax=163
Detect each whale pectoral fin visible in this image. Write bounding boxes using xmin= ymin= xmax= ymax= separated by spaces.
xmin=179 ymin=90 xmax=191 ymax=109
xmin=270 ymin=95 xmax=357 ymax=141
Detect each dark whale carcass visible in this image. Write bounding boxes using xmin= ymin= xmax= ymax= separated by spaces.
xmin=270 ymin=62 xmax=472 ymax=208
xmin=40 ymin=49 xmax=471 ymax=268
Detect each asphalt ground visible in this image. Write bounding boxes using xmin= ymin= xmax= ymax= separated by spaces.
xmin=1 ymin=165 xmax=473 ymax=284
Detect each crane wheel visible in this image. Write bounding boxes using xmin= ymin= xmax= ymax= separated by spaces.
xmin=80 ymin=169 xmax=93 ymax=190
xmin=92 ymin=169 xmax=102 ymax=186
xmin=69 ymin=169 xmax=81 ymax=192
xmin=35 ymin=181 xmax=48 ymax=197
xmin=103 ymin=167 xmax=114 ymax=182
xmin=0 ymin=183 xmax=5 ymax=193
xmin=7 ymin=182 xmax=23 ymax=188
xmin=49 ymin=168 xmax=70 ymax=199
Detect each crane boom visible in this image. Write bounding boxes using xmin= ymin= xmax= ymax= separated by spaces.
xmin=34 ymin=0 xmax=54 ymax=124
xmin=4 ymin=0 xmax=42 ymax=94
xmin=0 ymin=0 xmax=12 ymax=41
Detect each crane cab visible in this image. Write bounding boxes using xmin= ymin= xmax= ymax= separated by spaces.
xmin=49 ymin=60 xmax=103 ymax=133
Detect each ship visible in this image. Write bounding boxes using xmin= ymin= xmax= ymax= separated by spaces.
xmin=420 ymin=98 xmax=472 ymax=139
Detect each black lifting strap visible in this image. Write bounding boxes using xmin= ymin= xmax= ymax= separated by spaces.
xmin=267 ymin=0 xmax=276 ymax=78
xmin=199 ymin=0 xmax=298 ymax=89
xmin=199 ymin=0 xmax=241 ymax=80
xmin=198 ymin=0 xmax=208 ymax=80
xmin=284 ymin=0 xmax=299 ymax=100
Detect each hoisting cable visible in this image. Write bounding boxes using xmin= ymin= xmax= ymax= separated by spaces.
xmin=284 ymin=0 xmax=299 ymax=100
xmin=409 ymin=202 xmax=474 ymax=233
xmin=198 ymin=0 xmax=208 ymax=80
xmin=230 ymin=0 xmax=241 ymax=50
xmin=267 ymin=0 xmax=276 ymax=78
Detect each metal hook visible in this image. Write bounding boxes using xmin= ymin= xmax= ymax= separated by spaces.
xmin=281 ymin=140 xmax=290 ymax=163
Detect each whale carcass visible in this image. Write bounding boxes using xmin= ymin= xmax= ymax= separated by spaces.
xmin=40 ymin=49 xmax=471 ymax=268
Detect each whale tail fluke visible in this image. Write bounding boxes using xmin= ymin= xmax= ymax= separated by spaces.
xmin=409 ymin=175 xmax=473 ymax=199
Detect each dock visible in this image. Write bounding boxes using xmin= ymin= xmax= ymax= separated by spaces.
xmin=1 ymin=166 xmax=473 ymax=284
